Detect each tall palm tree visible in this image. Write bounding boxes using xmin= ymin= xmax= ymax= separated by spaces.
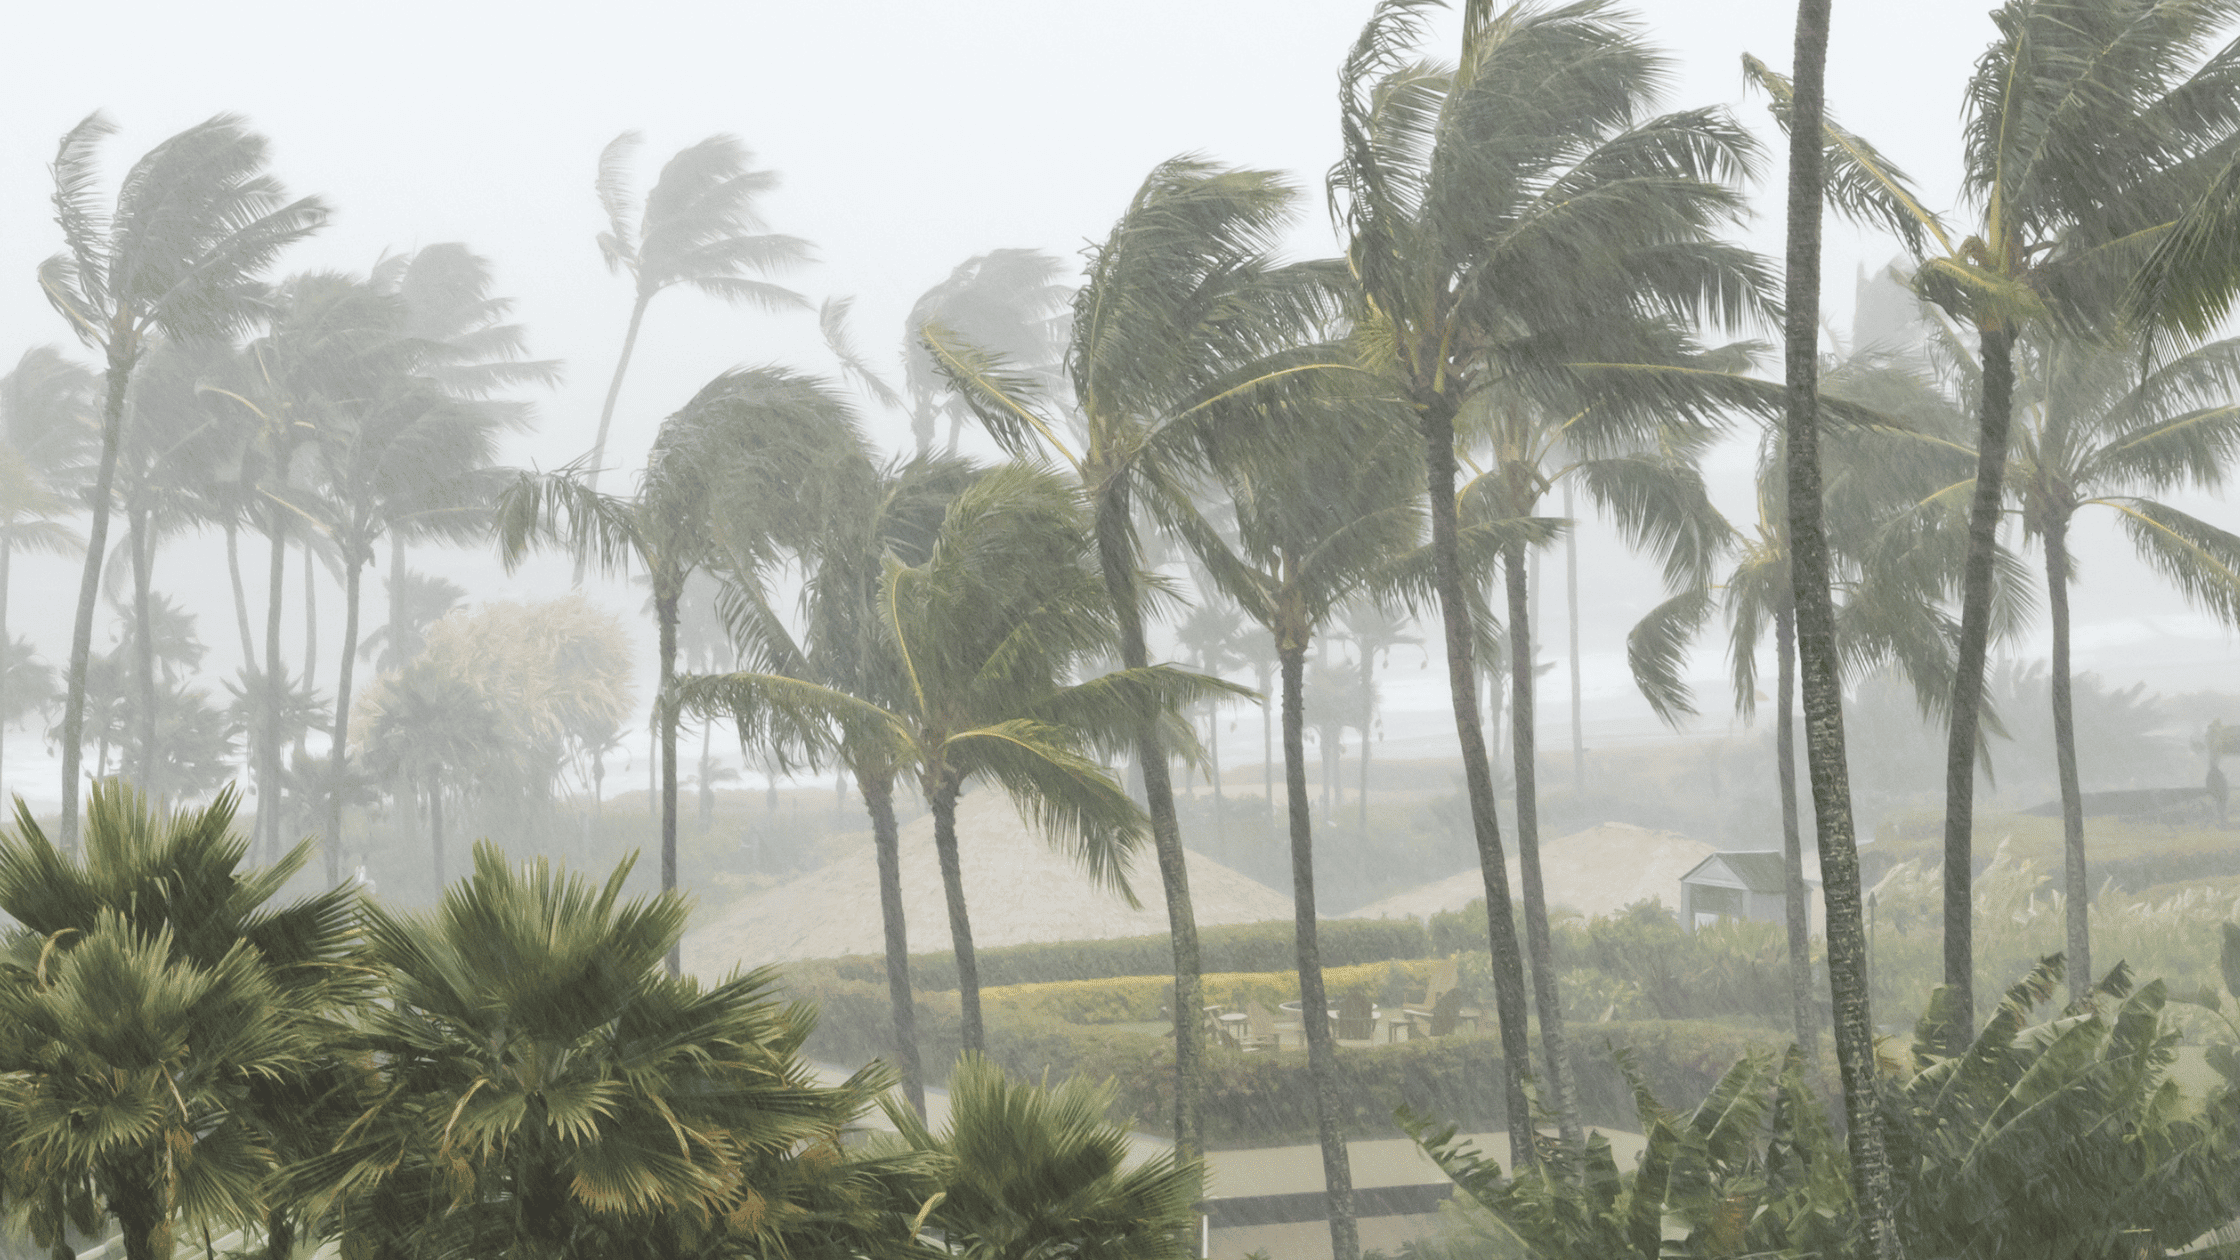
xmin=295 ymin=844 xmax=919 ymax=1260
xmin=1173 ymin=600 xmax=1250 ymax=832
xmin=1771 ymin=0 xmax=1903 ymax=1249
xmin=923 ymin=156 xmax=1331 ymax=1158
xmin=354 ymin=654 xmax=501 ymax=887
xmin=901 ymin=249 xmax=1071 ymax=455
xmin=1329 ymin=0 xmax=1770 ymax=1161
xmin=710 ymin=448 xmax=978 ymax=1114
xmin=1752 ymin=0 xmax=2240 ymax=1031
xmin=314 ymin=244 xmax=551 ymax=873
xmin=497 ymin=367 xmax=868 ymax=972
xmin=1183 ymin=392 xmax=1423 ymax=1260
xmin=0 ymin=349 xmax=95 ymax=802
xmin=584 ymin=132 xmax=811 ymax=494
xmin=684 ymin=464 xmax=1233 ymax=1052
xmin=1337 ymin=601 xmax=1418 ymax=835
xmin=884 ymin=1052 xmax=1202 ymax=1260
xmin=39 ymin=112 xmax=326 ymax=844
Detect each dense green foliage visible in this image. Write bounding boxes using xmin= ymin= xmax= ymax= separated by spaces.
xmin=828 ymin=917 xmax=1436 ymax=991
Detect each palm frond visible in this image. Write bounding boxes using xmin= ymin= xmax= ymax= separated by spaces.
xmin=1628 ymin=585 xmax=1716 ymax=726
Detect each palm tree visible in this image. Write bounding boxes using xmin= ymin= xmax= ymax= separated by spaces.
xmin=1770 ymin=0 xmax=1902 ymax=1248
xmin=1184 ymin=392 xmax=1423 ymax=1260
xmin=583 ymin=132 xmax=811 ymax=494
xmin=38 ymin=112 xmax=326 ymax=844
xmin=313 ymin=244 xmax=551 ymax=874
xmin=901 ymin=249 xmax=1070 ymax=455
xmin=354 ymin=654 xmax=502 ymax=887
xmin=296 ymin=844 xmax=919 ymax=1260
xmin=1329 ymin=0 xmax=1770 ymax=1162
xmin=684 ymin=464 xmax=1232 ymax=1053
xmin=1337 ymin=602 xmax=1417 ymax=835
xmin=498 ymin=367 xmax=869 ymax=972
xmin=0 ymin=348 xmax=94 ymax=802
xmin=922 ymin=156 xmax=1331 ymax=1158
xmin=884 ymin=1052 xmax=1203 ymax=1260
xmin=708 ymin=448 xmax=977 ymax=1115
xmin=1752 ymin=0 xmax=2240 ymax=1032
xmin=1172 ymin=599 xmax=1249 ymax=830
xmin=0 ymin=781 xmax=364 ymax=1260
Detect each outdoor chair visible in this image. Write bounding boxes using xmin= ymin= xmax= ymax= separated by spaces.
xmin=1336 ymin=990 xmax=1375 ymax=1041
xmin=1241 ymin=999 xmax=1280 ymax=1053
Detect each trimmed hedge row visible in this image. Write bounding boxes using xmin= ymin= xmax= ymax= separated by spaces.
xmin=786 ymin=960 xmax=1832 ymax=1148
xmin=981 ymin=959 xmax=1440 ymax=1026
xmin=828 ymin=917 xmax=1434 ymax=990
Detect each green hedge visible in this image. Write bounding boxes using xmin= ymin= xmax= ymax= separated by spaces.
xmin=785 ymin=960 xmax=1831 ymax=1148
xmin=827 ymin=917 xmax=1434 ymax=990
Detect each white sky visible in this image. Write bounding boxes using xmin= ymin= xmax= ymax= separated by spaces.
xmin=1 ymin=0 xmax=2234 ymax=808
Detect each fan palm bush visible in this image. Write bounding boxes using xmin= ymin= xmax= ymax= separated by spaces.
xmin=294 ymin=843 xmax=925 ymax=1260
xmin=883 ymin=1052 xmax=1201 ymax=1260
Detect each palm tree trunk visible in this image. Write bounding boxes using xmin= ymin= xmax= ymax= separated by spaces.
xmin=264 ymin=499 xmax=289 ymax=861
xmin=326 ymin=553 xmax=364 ymax=884
xmin=583 ymin=293 xmax=651 ymax=508
xmin=60 ymin=354 xmax=133 ymax=847
xmin=1418 ymin=396 xmax=1536 ymax=1167
xmin=130 ymin=504 xmax=157 ymax=784
xmin=1563 ymin=481 xmax=1584 ymax=790
xmin=656 ymin=588 xmax=681 ymax=976
xmin=860 ymin=765 xmax=925 ymax=1115
xmin=1261 ymin=661 xmax=1274 ymax=819
xmin=1503 ymin=540 xmax=1583 ymax=1154
xmin=227 ymin=524 xmax=258 ymax=671
xmin=387 ymin=533 xmax=407 ymax=672
xmin=1280 ymin=638 xmax=1359 ymax=1260
xmin=1781 ymin=1 xmax=1903 ymax=1252
xmin=929 ymin=774 xmax=984 ymax=1051
xmin=1775 ymin=608 xmax=1818 ymax=1057
xmin=428 ymin=775 xmax=445 ymax=888
xmin=697 ymin=719 xmax=714 ymax=831
xmin=1358 ymin=645 xmax=1372 ymax=835
xmin=1210 ymin=705 xmax=1225 ymax=837
xmin=302 ymin=543 xmax=317 ymax=701
xmin=1938 ymin=323 xmax=2014 ymax=1043
xmin=1093 ymin=480 xmax=1205 ymax=1158
xmin=2044 ymin=511 xmax=2091 ymax=1003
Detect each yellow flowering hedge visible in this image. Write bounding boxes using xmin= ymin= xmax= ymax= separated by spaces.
xmin=980 ymin=958 xmax=1442 ymax=1025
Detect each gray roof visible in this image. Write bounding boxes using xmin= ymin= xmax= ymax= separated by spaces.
xmin=1681 ymin=851 xmax=1791 ymax=895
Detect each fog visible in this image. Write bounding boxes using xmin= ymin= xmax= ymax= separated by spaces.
xmin=0 ymin=0 xmax=2232 ymax=838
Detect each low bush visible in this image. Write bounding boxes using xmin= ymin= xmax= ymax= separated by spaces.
xmin=827 ymin=917 xmax=1433 ymax=990
xmin=981 ymin=959 xmax=1440 ymax=1026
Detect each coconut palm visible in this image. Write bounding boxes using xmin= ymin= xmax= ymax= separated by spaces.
xmin=1336 ymin=602 xmax=1418 ymax=834
xmin=290 ymin=844 xmax=923 ymax=1260
xmin=583 ymin=132 xmax=812 ymax=494
xmin=901 ymin=249 xmax=1070 ymax=455
xmin=884 ymin=1052 xmax=1202 ymax=1260
xmin=1172 ymin=598 xmax=1250 ymax=828
xmin=1766 ymin=0 xmax=1901 ymax=1247
xmin=352 ymin=655 xmax=496 ymax=887
xmin=0 ymin=348 xmax=95 ymax=802
xmin=38 ymin=113 xmax=326 ymax=844
xmin=1329 ymin=0 xmax=1772 ymax=1161
xmin=1181 ymin=391 xmax=1423 ymax=1260
xmin=922 ymin=156 xmax=1333 ymax=1157
xmin=684 ymin=464 xmax=1234 ymax=1052
xmin=497 ymin=367 xmax=869 ymax=972
xmin=311 ymin=244 xmax=550 ymax=874
xmin=0 ymin=781 xmax=364 ymax=1260
xmin=1750 ymin=0 xmax=2240 ymax=1031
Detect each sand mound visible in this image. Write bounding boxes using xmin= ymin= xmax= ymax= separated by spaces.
xmin=685 ymin=790 xmax=1293 ymax=975
xmin=1344 ymin=822 xmax=1717 ymax=923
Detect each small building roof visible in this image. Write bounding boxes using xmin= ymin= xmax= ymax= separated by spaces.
xmin=1681 ymin=851 xmax=1796 ymax=895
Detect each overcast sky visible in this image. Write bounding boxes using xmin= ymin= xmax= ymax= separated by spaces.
xmin=2 ymin=0 xmax=2233 ymax=807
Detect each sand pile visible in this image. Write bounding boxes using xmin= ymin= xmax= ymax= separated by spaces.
xmin=685 ymin=789 xmax=1293 ymax=975
xmin=1344 ymin=822 xmax=1718 ymax=923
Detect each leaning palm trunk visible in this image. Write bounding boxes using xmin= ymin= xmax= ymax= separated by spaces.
xmin=656 ymin=589 xmax=681 ymax=976
xmin=575 ymin=297 xmax=650 ymax=583
xmin=129 ymin=505 xmax=157 ymax=782
xmin=1419 ymin=399 xmax=1536 ymax=1165
xmin=1504 ymin=541 xmax=1584 ymax=1154
xmin=263 ymin=502 xmax=288 ymax=861
xmin=2043 ymin=512 xmax=2091 ymax=1002
xmin=228 ymin=524 xmax=258 ymax=667
xmin=1774 ymin=610 xmax=1818 ymax=1057
xmin=325 ymin=554 xmax=365 ymax=883
xmin=1280 ymin=642 xmax=1359 ymax=1260
xmin=928 ymin=776 xmax=983 ymax=1051
xmin=1781 ymin=0 xmax=1903 ymax=1253
xmin=1093 ymin=488 xmax=1206 ymax=1157
xmin=1938 ymin=325 xmax=2015 ymax=1041
xmin=59 ymin=360 xmax=131 ymax=846
xmin=861 ymin=766 xmax=926 ymax=1114
xmin=1564 ymin=481 xmax=1585 ymax=789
